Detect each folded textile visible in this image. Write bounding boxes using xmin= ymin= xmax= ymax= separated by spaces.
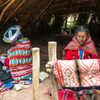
xmin=58 ymin=89 xmax=76 ymax=100
xmin=0 ymin=81 xmax=9 ymax=92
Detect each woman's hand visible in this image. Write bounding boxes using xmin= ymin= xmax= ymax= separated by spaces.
xmin=0 ymin=51 xmax=7 ymax=57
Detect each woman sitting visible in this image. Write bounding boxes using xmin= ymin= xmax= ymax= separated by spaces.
xmin=63 ymin=25 xmax=100 ymax=100
xmin=1 ymin=25 xmax=32 ymax=85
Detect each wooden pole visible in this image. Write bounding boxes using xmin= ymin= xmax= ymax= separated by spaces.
xmin=30 ymin=0 xmax=53 ymax=25
xmin=32 ymin=47 xmax=40 ymax=100
xmin=48 ymin=41 xmax=58 ymax=100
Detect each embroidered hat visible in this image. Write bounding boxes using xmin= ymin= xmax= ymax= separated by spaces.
xmin=2 ymin=25 xmax=21 ymax=43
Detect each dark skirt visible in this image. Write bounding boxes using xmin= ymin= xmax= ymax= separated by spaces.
xmin=0 ymin=62 xmax=13 ymax=83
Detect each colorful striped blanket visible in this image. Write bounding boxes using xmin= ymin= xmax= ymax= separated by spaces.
xmin=53 ymin=59 xmax=100 ymax=91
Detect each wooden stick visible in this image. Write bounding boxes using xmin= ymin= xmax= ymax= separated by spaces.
xmin=0 ymin=0 xmax=15 ymax=22
xmin=30 ymin=0 xmax=53 ymax=25
xmin=32 ymin=47 xmax=40 ymax=100
xmin=48 ymin=41 xmax=58 ymax=100
xmin=0 ymin=0 xmax=10 ymax=7
xmin=1 ymin=0 xmax=25 ymax=28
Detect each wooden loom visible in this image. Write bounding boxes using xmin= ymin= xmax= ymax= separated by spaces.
xmin=32 ymin=42 xmax=58 ymax=100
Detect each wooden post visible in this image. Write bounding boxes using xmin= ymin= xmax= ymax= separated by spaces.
xmin=32 ymin=47 xmax=40 ymax=100
xmin=48 ymin=41 xmax=58 ymax=100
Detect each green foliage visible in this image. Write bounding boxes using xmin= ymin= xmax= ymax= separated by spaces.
xmin=31 ymin=12 xmax=100 ymax=37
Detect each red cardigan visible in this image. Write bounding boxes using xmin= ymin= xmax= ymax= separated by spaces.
xmin=66 ymin=50 xmax=99 ymax=60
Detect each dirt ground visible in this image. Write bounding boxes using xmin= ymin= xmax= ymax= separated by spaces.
xmin=0 ymin=35 xmax=100 ymax=100
xmin=0 ymin=78 xmax=52 ymax=100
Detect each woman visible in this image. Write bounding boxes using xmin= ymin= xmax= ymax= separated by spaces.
xmin=1 ymin=25 xmax=32 ymax=85
xmin=63 ymin=25 xmax=100 ymax=100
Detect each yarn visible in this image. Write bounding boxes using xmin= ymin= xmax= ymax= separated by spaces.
xmin=47 ymin=91 xmax=52 ymax=96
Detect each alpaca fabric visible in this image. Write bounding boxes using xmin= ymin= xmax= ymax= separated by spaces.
xmin=53 ymin=59 xmax=100 ymax=95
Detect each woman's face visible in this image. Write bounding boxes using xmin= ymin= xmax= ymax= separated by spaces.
xmin=76 ymin=32 xmax=88 ymax=45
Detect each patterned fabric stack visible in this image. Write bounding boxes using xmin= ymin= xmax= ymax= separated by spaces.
xmin=53 ymin=59 xmax=100 ymax=95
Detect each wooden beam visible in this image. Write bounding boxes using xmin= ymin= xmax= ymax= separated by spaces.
xmin=0 ymin=0 xmax=10 ymax=7
xmin=48 ymin=41 xmax=58 ymax=100
xmin=30 ymin=0 xmax=54 ymax=25
xmin=0 ymin=0 xmax=15 ymax=22
xmin=1 ymin=0 xmax=25 ymax=28
xmin=32 ymin=47 xmax=40 ymax=100
xmin=50 ymin=0 xmax=91 ymax=8
xmin=47 ymin=4 xmax=96 ymax=14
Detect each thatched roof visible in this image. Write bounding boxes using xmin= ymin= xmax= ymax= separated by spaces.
xmin=0 ymin=0 xmax=100 ymax=34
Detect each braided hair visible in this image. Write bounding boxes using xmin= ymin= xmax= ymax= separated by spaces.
xmin=75 ymin=25 xmax=90 ymax=35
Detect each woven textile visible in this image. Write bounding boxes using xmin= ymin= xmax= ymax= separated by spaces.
xmin=0 ymin=56 xmax=5 ymax=64
xmin=58 ymin=89 xmax=76 ymax=100
xmin=0 ymin=81 xmax=9 ymax=92
xmin=7 ymin=38 xmax=32 ymax=81
xmin=53 ymin=59 xmax=100 ymax=92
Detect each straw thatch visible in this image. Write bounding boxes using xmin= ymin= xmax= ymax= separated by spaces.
xmin=0 ymin=0 xmax=100 ymax=34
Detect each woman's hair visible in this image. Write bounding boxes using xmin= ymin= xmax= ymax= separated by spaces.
xmin=17 ymin=33 xmax=24 ymax=40
xmin=75 ymin=25 xmax=90 ymax=35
